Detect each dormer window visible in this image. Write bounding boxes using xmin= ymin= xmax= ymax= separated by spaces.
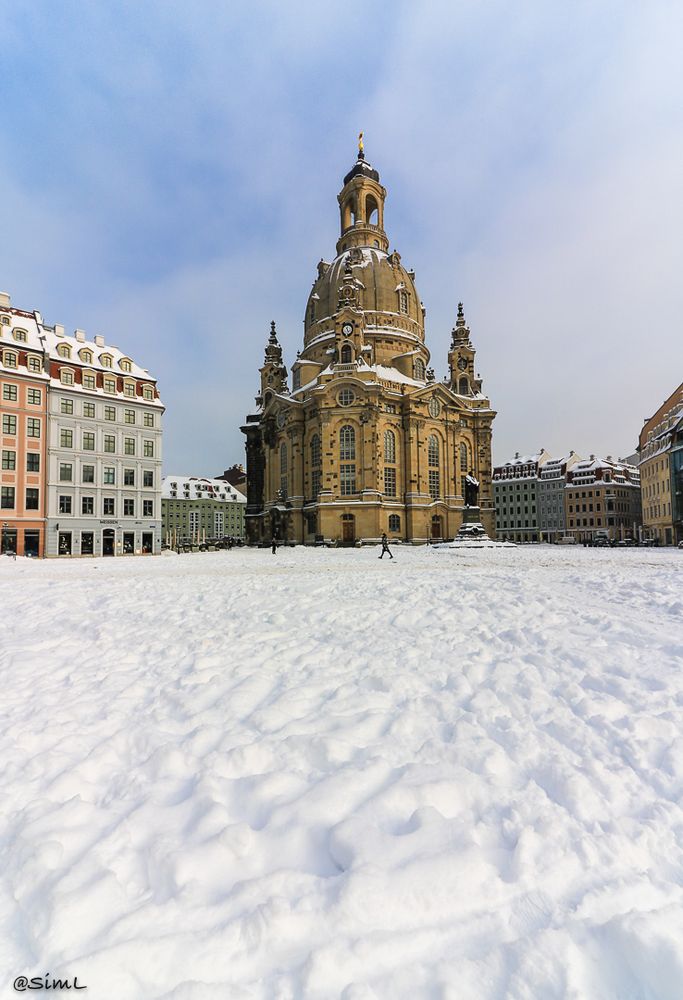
xmin=28 ymin=356 xmax=42 ymax=372
xmin=3 ymin=350 xmax=18 ymax=368
xmin=57 ymin=343 xmax=71 ymax=359
xmin=120 ymin=358 xmax=132 ymax=373
xmin=60 ymin=367 xmax=74 ymax=385
xmin=142 ymin=384 xmax=154 ymax=401
xmin=79 ymin=349 xmax=93 ymax=364
xmin=100 ymin=353 xmax=113 ymax=368
xmin=123 ymin=380 xmax=136 ymax=398
xmin=13 ymin=329 xmax=28 ymax=342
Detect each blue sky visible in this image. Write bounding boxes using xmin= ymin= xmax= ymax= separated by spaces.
xmin=2 ymin=1 xmax=682 ymax=473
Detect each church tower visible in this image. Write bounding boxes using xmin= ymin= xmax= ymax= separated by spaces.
xmin=242 ymin=142 xmax=495 ymax=545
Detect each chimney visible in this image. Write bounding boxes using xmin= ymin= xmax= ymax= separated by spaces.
xmin=606 ymin=455 xmax=613 ymax=463
xmin=94 ymin=335 xmax=105 ymax=347
xmin=54 ymin=324 xmax=65 ymax=337
xmin=0 ymin=292 xmax=10 ymax=309
xmin=590 ymin=454 xmax=595 ymax=461
xmin=74 ymin=329 xmax=86 ymax=342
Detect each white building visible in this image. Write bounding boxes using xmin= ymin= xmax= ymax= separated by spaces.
xmin=43 ymin=323 xmax=164 ymax=557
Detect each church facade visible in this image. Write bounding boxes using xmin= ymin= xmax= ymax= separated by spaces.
xmin=242 ymin=148 xmax=496 ymax=545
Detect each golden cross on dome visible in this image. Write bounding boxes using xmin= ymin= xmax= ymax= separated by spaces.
xmin=358 ymin=131 xmax=364 ymax=155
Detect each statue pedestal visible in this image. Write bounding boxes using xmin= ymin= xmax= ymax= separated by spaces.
xmin=456 ymin=506 xmax=489 ymax=540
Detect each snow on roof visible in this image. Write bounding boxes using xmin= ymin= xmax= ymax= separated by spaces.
xmin=374 ymin=364 xmax=423 ymax=386
xmin=41 ymin=326 xmax=155 ymax=381
xmin=162 ymin=476 xmax=246 ymax=503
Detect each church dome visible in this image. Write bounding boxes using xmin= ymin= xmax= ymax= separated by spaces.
xmin=304 ymin=246 xmax=424 ymax=348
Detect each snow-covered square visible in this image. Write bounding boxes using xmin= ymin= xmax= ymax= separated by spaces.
xmin=2 ymin=546 xmax=682 ymax=999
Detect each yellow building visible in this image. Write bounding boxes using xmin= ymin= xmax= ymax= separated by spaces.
xmin=638 ymin=382 xmax=682 ymax=545
xmin=242 ymin=147 xmax=496 ymax=545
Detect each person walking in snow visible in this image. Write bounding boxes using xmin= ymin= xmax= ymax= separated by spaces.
xmin=379 ymin=532 xmax=393 ymax=559
xmin=271 ymin=535 xmax=278 ymax=555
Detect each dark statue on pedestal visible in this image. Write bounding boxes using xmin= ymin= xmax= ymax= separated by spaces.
xmin=464 ymin=472 xmax=479 ymax=508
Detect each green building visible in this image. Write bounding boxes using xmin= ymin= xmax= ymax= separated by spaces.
xmin=162 ymin=475 xmax=246 ymax=546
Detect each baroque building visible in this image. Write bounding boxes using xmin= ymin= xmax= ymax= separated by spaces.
xmin=242 ymin=147 xmax=495 ymax=545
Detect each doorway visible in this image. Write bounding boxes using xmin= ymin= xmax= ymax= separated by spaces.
xmin=102 ymin=528 xmax=115 ymax=556
xmin=431 ymin=515 xmax=443 ymax=540
xmin=341 ymin=514 xmax=355 ymax=546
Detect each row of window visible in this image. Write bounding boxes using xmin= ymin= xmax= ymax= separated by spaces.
xmin=58 ymin=495 xmax=155 ymax=517
xmin=291 ymin=429 xmax=470 ymax=470
xmin=1 ymin=350 xmax=42 ymax=372
xmin=645 ymin=503 xmax=671 ymax=520
xmin=56 ymin=531 xmax=155 ymax=555
xmin=54 ymin=343 xmax=132 ymax=371
xmin=1 ymin=487 xmax=39 ymax=510
xmin=644 ymin=479 xmax=670 ymax=497
xmin=2 ymin=414 xmax=41 ymax=437
xmin=278 ymin=429 xmax=471 ymax=501
xmin=3 ymin=384 xmax=43 ymax=404
xmin=59 ymin=397 xmax=155 ymax=425
xmin=58 ymin=428 xmax=155 ymax=456
xmin=2 ymin=450 xmax=40 ymax=472
xmin=57 ymin=368 xmax=154 ymax=398
xmin=59 ymin=465 xmax=155 ymax=487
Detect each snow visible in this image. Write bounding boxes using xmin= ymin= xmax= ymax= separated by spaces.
xmin=2 ymin=546 xmax=682 ymax=998
xmin=162 ymin=476 xmax=246 ymax=503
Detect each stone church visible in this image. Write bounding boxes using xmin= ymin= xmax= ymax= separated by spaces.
xmin=242 ymin=145 xmax=496 ymax=545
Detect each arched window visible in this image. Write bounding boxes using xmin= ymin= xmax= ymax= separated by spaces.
xmin=384 ymin=429 xmax=396 ymax=463
xmin=459 ymin=375 xmax=469 ymax=395
xmin=388 ymin=514 xmax=400 ymax=533
xmin=341 ymin=343 xmax=353 ymax=364
xmin=384 ymin=429 xmax=397 ymax=496
xmin=279 ymin=442 xmax=288 ymax=500
xmin=57 ymin=343 xmax=71 ymax=359
xmin=460 ymin=443 xmax=469 ymax=472
xmin=310 ymin=434 xmax=321 ymax=467
xmin=339 ymin=425 xmax=355 ymax=460
xmin=366 ymin=194 xmax=379 ymax=225
xmin=399 ymin=290 xmax=409 ymax=314
xmin=414 ymin=358 xmax=425 ymax=380
xmin=428 ymin=434 xmax=440 ymax=498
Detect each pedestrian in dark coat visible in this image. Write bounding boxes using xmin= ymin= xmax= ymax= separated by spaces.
xmin=271 ymin=536 xmax=278 ymax=554
xmin=379 ymin=532 xmax=393 ymax=559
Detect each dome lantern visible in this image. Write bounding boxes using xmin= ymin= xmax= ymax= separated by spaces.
xmin=336 ymin=137 xmax=389 ymax=254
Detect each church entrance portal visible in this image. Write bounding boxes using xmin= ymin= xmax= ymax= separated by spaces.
xmin=341 ymin=514 xmax=355 ymax=546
